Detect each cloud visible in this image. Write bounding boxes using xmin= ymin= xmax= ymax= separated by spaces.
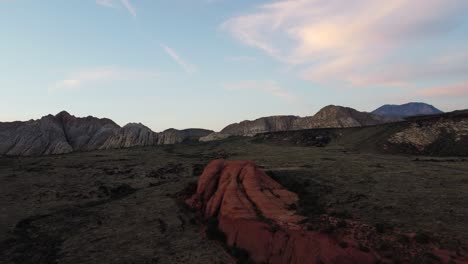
xmin=224 ymin=80 xmax=296 ymax=102
xmin=96 ymin=0 xmax=136 ymax=17
xmin=160 ymin=44 xmax=197 ymax=74
xmin=120 ymin=0 xmax=136 ymax=17
xmin=222 ymin=0 xmax=468 ymax=87
xmin=416 ymin=82 xmax=468 ymax=98
xmin=50 ymin=66 xmax=158 ymax=91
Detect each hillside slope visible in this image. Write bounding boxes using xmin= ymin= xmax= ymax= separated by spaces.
xmin=0 ymin=112 xmax=213 ymax=156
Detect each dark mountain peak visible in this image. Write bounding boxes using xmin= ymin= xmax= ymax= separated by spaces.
xmin=54 ymin=110 xmax=75 ymax=123
xmin=55 ymin=110 xmax=72 ymax=118
xmin=372 ymin=102 xmax=443 ymax=118
xmin=314 ymin=105 xmax=362 ymax=117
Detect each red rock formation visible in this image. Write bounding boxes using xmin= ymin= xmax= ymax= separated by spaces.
xmin=186 ymin=160 xmax=377 ymax=264
xmin=187 ymin=160 xmax=468 ymax=264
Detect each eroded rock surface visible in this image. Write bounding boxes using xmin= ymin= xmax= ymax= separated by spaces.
xmin=219 ymin=105 xmax=394 ymax=137
xmin=220 ymin=116 xmax=299 ymax=137
xmin=387 ymin=119 xmax=468 ymax=154
xmin=187 ymin=160 xmax=376 ymax=264
xmin=158 ymin=128 xmax=214 ymax=145
xmin=0 ymin=112 xmax=213 ymax=156
xmin=187 ymin=160 xmax=468 ymax=264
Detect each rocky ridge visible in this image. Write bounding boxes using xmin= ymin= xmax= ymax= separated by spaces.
xmin=0 ymin=111 xmax=213 ymax=156
xmin=187 ymin=160 xmax=468 ymax=264
xmin=215 ymin=105 xmax=394 ymax=138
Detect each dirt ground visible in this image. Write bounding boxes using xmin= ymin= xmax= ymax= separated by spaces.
xmin=1 ymin=138 xmax=467 ymax=263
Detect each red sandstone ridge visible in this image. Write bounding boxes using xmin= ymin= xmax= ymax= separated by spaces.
xmin=187 ymin=160 xmax=468 ymax=264
xmin=186 ymin=160 xmax=376 ymax=264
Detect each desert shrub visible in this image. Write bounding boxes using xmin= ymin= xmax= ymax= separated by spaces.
xmin=375 ymin=223 xmax=386 ymax=233
xmin=397 ymin=234 xmax=410 ymax=244
xmin=206 ymin=217 xmax=226 ymax=243
xmin=339 ymin=241 xmax=348 ymax=248
xmin=336 ymin=220 xmax=347 ymax=228
xmin=321 ymin=224 xmax=335 ymax=234
xmin=331 ymin=210 xmax=352 ymax=219
xmin=379 ymin=241 xmax=392 ymax=251
xmin=358 ymin=243 xmax=370 ymax=252
xmin=392 ymin=256 xmax=401 ymax=264
xmin=414 ymin=232 xmax=430 ymax=244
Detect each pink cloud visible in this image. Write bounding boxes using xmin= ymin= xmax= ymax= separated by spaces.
xmin=222 ymin=0 xmax=468 ymax=87
xmin=417 ymin=83 xmax=468 ymax=97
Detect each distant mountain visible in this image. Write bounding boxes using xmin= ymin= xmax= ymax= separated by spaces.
xmin=257 ymin=110 xmax=468 ymax=156
xmin=215 ymin=105 xmax=394 ymax=138
xmin=0 ymin=111 xmax=213 ymax=156
xmin=372 ymin=102 xmax=443 ymax=118
xmin=220 ymin=116 xmax=299 ymax=137
xmin=291 ymin=105 xmax=394 ymax=130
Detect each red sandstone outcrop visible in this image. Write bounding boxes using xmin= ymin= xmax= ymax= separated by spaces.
xmin=187 ymin=160 xmax=468 ymax=264
xmin=187 ymin=160 xmax=377 ymax=264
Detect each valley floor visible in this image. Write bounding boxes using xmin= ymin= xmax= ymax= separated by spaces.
xmin=1 ymin=138 xmax=467 ymax=263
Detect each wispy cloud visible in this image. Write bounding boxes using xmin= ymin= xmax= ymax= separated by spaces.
xmin=224 ymin=80 xmax=296 ymax=102
xmin=50 ymin=66 xmax=158 ymax=92
xmin=160 ymin=44 xmax=197 ymax=74
xmin=416 ymin=82 xmax=468 ymax=98
xmin=96 ymin=0 xmax=136 ymax=17
xmin=222 ymin=0 xmax=468 ymax=87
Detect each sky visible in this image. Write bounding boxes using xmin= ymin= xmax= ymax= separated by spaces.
xmin=1 ymin=0 xmax=468 ymax=131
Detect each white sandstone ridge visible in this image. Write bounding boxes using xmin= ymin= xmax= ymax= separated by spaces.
xmin=200 ymin=105 xmax=398 ymax=141
xmin=0 ymin=111 xmax=213 ymax=156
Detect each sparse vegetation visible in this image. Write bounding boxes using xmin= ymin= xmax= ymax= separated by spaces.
xmin=1 ymin=137 xmax=467 ymax=263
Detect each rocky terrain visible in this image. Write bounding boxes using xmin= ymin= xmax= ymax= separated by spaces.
xmin=187 ymin=160 xmax=468 ymax=264
xmin=291 ymin=105 xmax=394 ymax=130
xmin=1 ymin=138 xmax=467 ymax=264
xmin=372 ymin=102 xmax=443 ymax=118
xmin=220 ymin=115 xmax=299 ymax=137
xmin=217 ymin=105 xmax=393 ymax=137
xmin=257 ymin=110 xmax=468 ymax=156
xmin=0 ymin=111 xmax=212 ymax=156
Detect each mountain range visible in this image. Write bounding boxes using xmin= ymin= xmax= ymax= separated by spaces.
xmin=0 ymin=111 xmax=212 ymax=156
xmin=0 ymin=102 xmax=448 ymax=156
xmin=218 ymin=105 xmax=396 ymax=137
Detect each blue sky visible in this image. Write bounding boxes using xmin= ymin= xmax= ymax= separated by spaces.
xmin=1 ymin=0 xmax=468 ymax=131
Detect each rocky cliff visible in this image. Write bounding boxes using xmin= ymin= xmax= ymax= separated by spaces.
xmin=292 ymin=105 xmax=392 ymax=130
xmin=218 ymin=105 xmax=393 ymax=137
xmin=220 ymin=116 xmax=299 ymax=136
xmin=99 ymin=123 xmax=158 ymax=150
xmin=0 ymin=112 xmax=213 ymax=156
xmin=158 ymin=128 xmax=215 ymax=145
xmin=372 ymin=102 xmax=443 ymax=118
xmin=187 ymin=160 xmax=468 ymax=264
